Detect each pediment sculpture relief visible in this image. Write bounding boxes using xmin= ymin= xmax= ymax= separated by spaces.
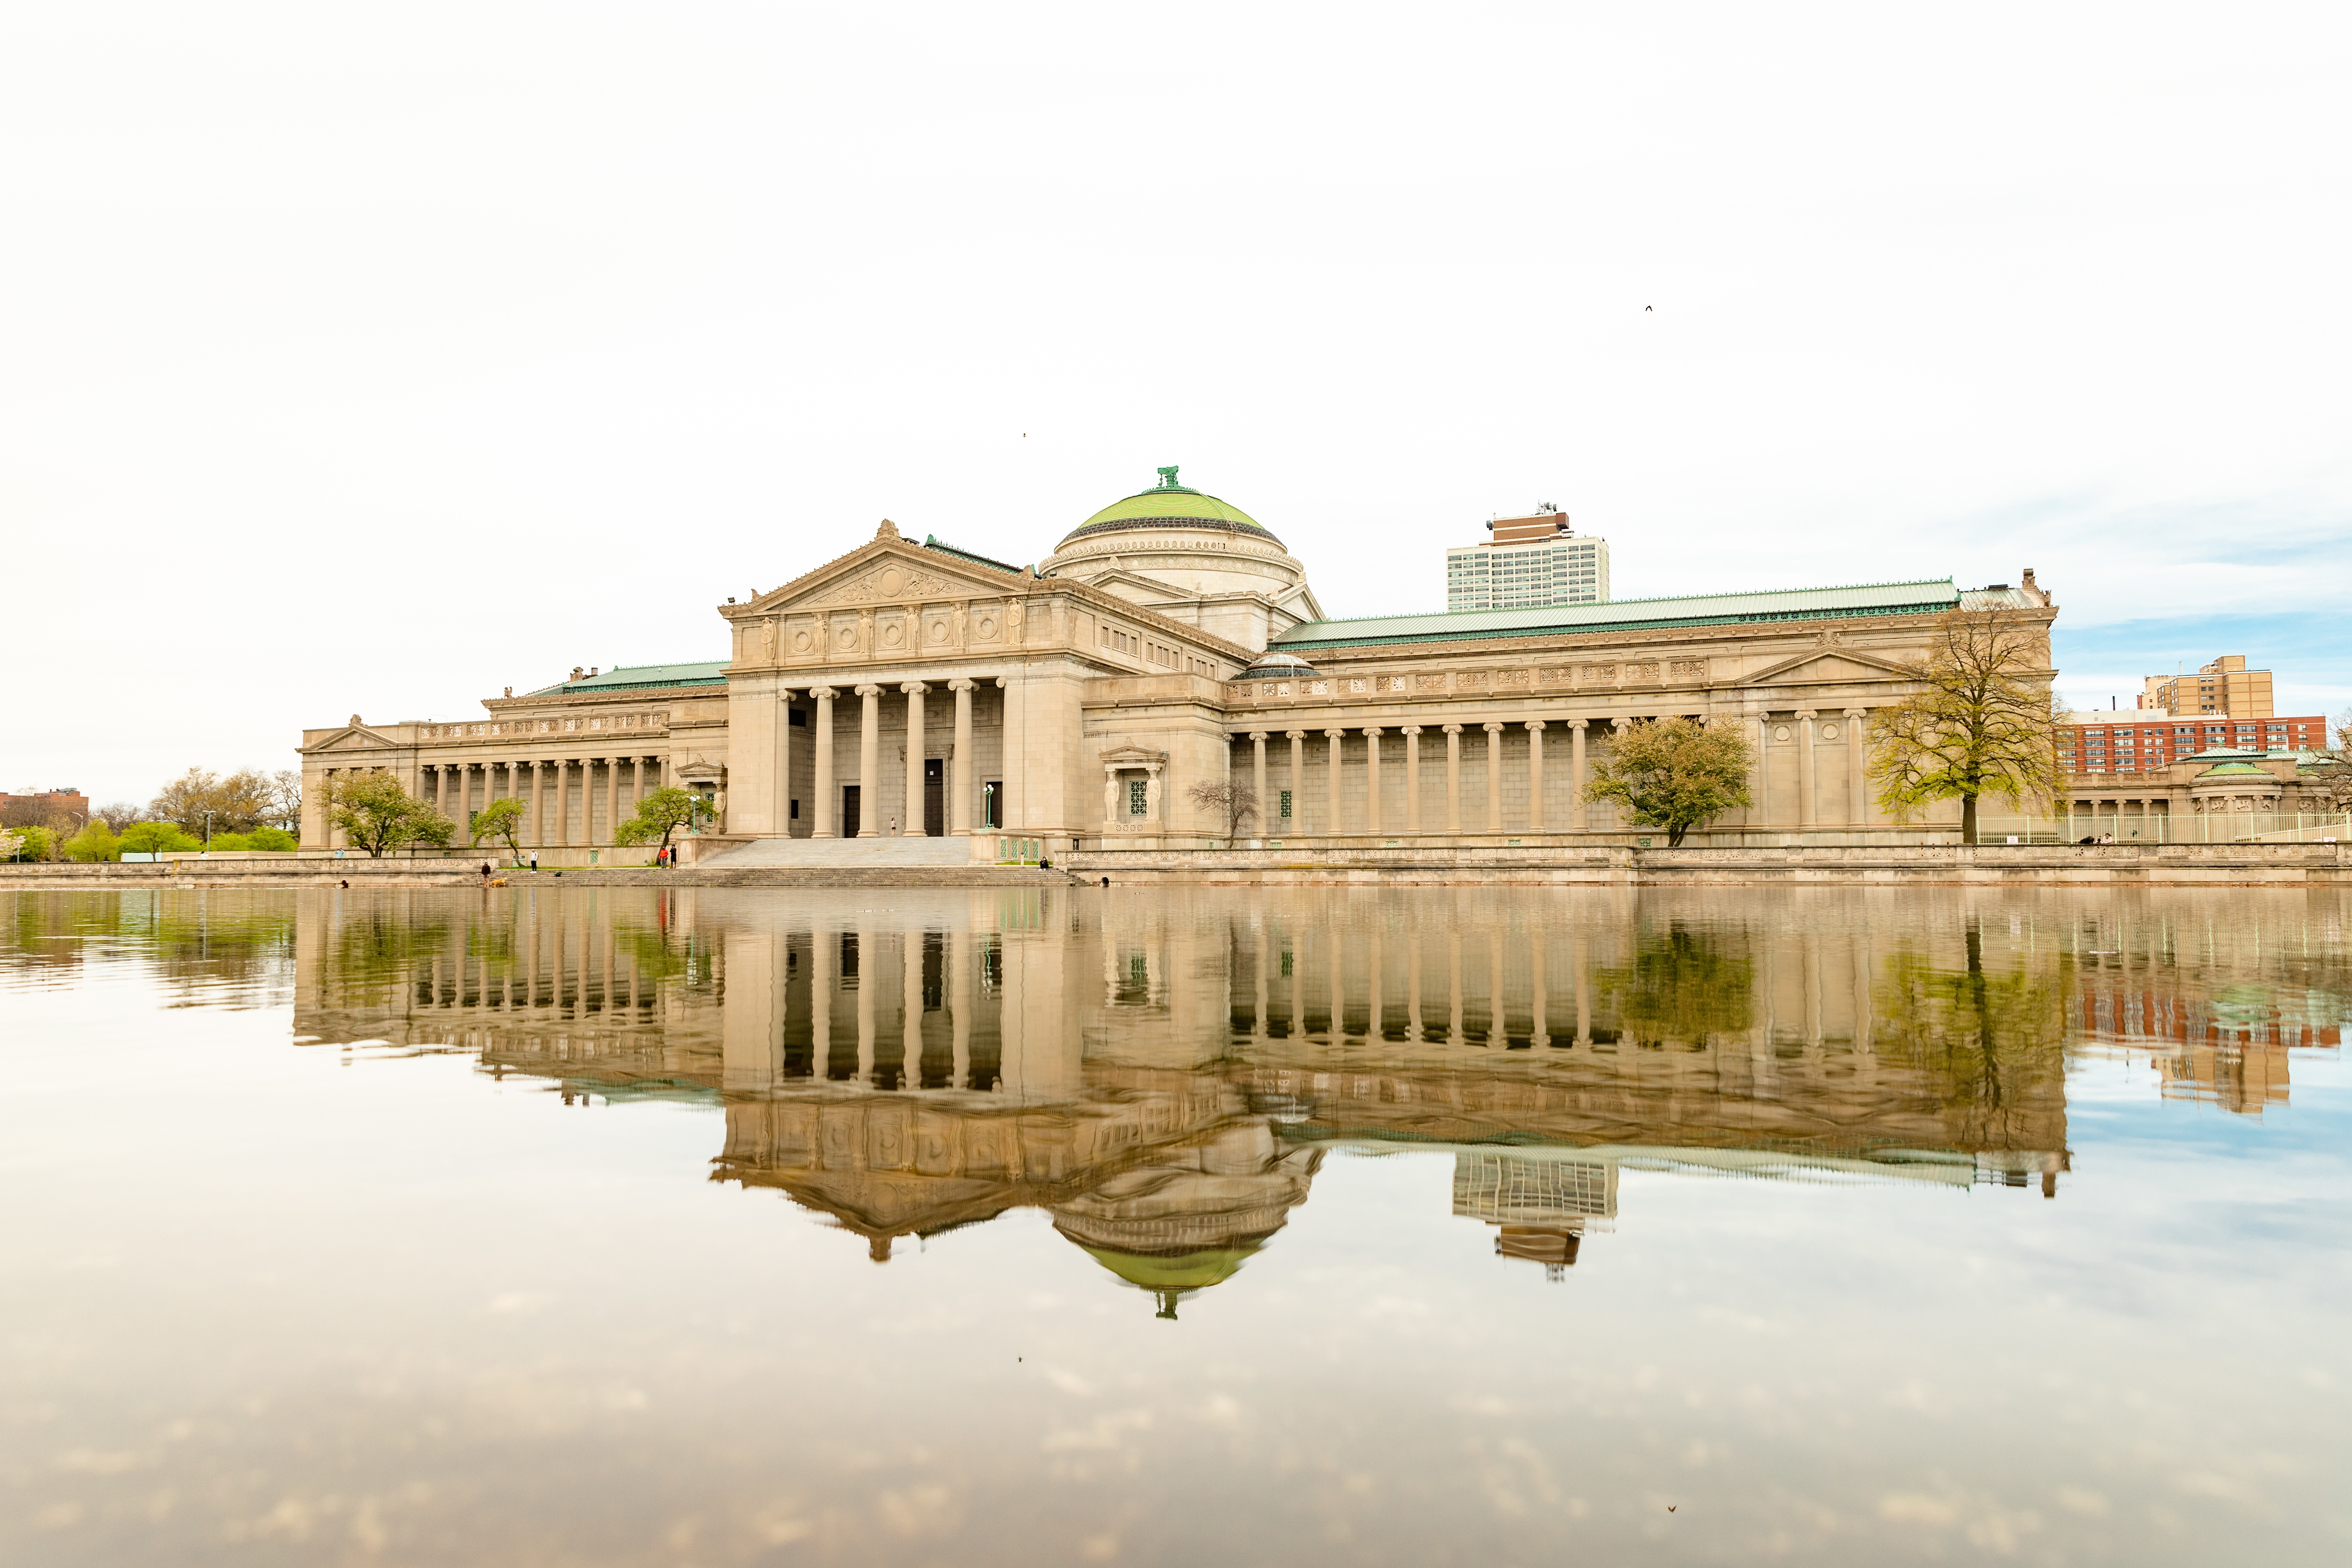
xmin=808 ymin=560 xmax=955 ymax=606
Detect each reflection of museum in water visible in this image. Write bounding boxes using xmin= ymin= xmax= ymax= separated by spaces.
xmin=289 ymin=887 xmax=2340 ymax=1312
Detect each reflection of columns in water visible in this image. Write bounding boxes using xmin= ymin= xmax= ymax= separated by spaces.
xmin=951 ymin=925 xmax=972 ymax=1088
xmin=1804 ymin=935 xmax=1823 ymax=1049
xmin=855 ymin=922 xmax=876 ymax=1083
xmin=813 ymin=922 xmax=836 ymax=1078
xmin=1488 ymin=933 xmax=1505 ymax=1047
xmin=1253 ymin=917 xmax=1270 ymax=1044
xmin=1530 ymin=925 xmax=1548 ymax=1049
xmin=1329 ymin=921 xmax=1346 ymax=1040
xmin=1448 ymin=930 xmax=1465 ymax=1047
xmin=903 ymin=920 xmax=923 ymax=1086
xmin=1407 ymin=929 xmax=1424 ymax=1043
xmin=1573 ymin=934 xmax=1591 ymax=1046
xmin=1366 ymin=928 xmax=1384 ymax=1040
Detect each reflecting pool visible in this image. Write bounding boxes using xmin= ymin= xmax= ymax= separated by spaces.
xmin=3 ymin=885 xmax=2348 ymax=1565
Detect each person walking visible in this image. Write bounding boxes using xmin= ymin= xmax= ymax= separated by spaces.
xmin=530 ymin=851 xmax=539 ymax=873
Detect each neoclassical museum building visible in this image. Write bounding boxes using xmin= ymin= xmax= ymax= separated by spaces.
xmin=299 ymin=468 xmax=2055 ymax=858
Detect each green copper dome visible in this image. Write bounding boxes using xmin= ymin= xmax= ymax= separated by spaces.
xmin=1059 ymin=465 xmax=1281 ymax=547
xmin=2197 ymin=761 xmax=2269 ymax=776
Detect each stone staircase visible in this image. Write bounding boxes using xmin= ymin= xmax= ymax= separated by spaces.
xmin=696 ymin=835 xmax=982 ymax=869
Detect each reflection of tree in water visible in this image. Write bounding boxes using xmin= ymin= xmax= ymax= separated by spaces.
xmin=1595 ymin=922 xmax=1755 ymax=1046
xmin=1875 ymin=920 xmax=2069 ymax=1151
xmin=0 ymin=890 xmax=294 ymax=1005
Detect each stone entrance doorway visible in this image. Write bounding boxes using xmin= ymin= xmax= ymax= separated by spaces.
xmin=841 ymin=785 xmax=861 ymax=839
xmin=924 ymin=759 xmax=945 ymax=836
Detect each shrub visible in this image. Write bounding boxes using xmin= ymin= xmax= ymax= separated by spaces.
xmin=62 ymin=822 xmax=122 ymax=862
xmin=247 ymin=826 xmax=297 ymax=852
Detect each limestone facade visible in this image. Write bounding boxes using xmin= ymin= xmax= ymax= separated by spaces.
xmin=298 ymin=473 xmax=2060 ymax=853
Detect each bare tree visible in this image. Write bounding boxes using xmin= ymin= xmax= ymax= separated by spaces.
xmin=93 ymin=802 xmax=143 ymax=832
xmin=1868 ymin=606 xmax=2064 ymax=843
xmin=1186 ymin=779 xmax=1259 ymax=838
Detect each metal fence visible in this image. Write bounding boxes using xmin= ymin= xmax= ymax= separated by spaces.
xmin=1976 ymin=811 xmax=2351 ymax=845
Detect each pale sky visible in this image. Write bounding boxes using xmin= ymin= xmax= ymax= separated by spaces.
xmin=6 ymin=3 xmax=2348 ymax=807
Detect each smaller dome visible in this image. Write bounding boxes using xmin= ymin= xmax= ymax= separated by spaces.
xmin=1238 ymin=651 xmax=1317 ymax=679
xmin=2196 ymin=762 xmax=2269 ymax=777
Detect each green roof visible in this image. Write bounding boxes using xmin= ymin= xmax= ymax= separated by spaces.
xmin=1273 ymin=580 xmax=1964 ymax=651
xmin=1060 ymin=466 xmax=1279 ymax=546
xmin=922 ymin=535 xmax=1029 ymax=576
xmin=2196 ymin=761 xmax=2271 ymax=776
xmin=528 ymin=660 xmax=729 ymax=697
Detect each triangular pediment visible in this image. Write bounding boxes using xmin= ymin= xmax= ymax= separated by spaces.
xmin=746 ymin=529 xmax=1029 ymax=617
xmin=1740 ymin=649 xmax=1920 ymax=687
xmin=312 ymin=726 xmax=395 ymax=752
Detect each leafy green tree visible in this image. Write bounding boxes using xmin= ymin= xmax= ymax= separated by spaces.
xmin=1867 ymin=606 xmax=2063 ymax=844
xmin=1583 ymin=717 xmax=1755 ymax=847
xmin=246 ymin=826 xmax=297 ymax=852
xmin=615 ymin=787 xmax=705 ymax=857
xmin=325 ymin=773 xmax=456 ymax=858
xmin=120 ymin=821 xmax=202 ymax=856
xmin=62 ymin=821 xmax=122 ymax=862
xmin=469 ymin=796 xmax=526 ymax=857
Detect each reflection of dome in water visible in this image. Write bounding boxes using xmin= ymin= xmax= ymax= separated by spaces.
xmin=1050 ymin=1124 xmax=1321 ymax=1320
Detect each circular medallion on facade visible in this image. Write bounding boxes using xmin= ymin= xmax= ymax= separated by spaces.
xmin=1774 ymin=725 xmax=1791 ymax=742
xmin=1822 ymin=723 xmax=1840 ymax=740
xmin=879 ymin=567 xmax=902 ymax=594
xmin=883 ymin=623 xmax=904 ymax=647
xmin=836 ymin=628 xmax=856 ymax=649
xmin=793 ymin=631 xmax=811 ymax=652
xmin=979 ymin=616 xmax=997 ymax=637
xmin=930 ymin=621 xmax=947 ymax=643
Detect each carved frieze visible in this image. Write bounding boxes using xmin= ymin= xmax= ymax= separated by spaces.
xmin=811 ymin=563 xmax=952 ymax=605
xmin=1669 ymin=658 xmax=1709 ymax=682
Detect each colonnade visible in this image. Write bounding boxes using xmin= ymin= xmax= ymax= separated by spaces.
xmin=799 ymin=675 xmax=995 ymax=838
xmin=1230 ymin=707 xmax=1878 ymax=836
xmin=421 ymin=755 xmax=664 ymax=848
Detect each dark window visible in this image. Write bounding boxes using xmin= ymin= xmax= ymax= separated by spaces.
xmin=788 ymin=707 xmax=807 ymax=727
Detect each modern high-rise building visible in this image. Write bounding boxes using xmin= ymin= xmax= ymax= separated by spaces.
xmin=2140 ymin=655 xmax=2274 ymax=718
xmin=1445 ymin=506 xmax=1609 ymax=612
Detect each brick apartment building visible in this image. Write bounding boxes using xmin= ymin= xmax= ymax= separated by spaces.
xmin=0 ymin=788 xmax=90 ymax=828
xmin=2061 ymin=713 xmax=2328 ymax=774
xmin=2141 ymin=654 xmax=2273 ymax=717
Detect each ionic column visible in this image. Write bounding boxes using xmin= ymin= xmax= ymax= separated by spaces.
xmin=1286 ymin=731 xmax=1306 ymax=832
xmin=1249 ymin=732 xmax=1268 ymax=832
xmin=554 ymin=758 xmax=571 ymax=846
xmin=1364 ymin=727 xmax=1384 ymax=835
xmin=950 ymin=679 xmax=975 ymax=835
xmin=1754 ymin=713 xmax=1772 ymax=827
xmin=1323 ymin=729 xmax=1346 ymax=836
xmin=524 ymin=760 xmax=541 ymax=845
xmin=1796 ymin=709 xmax=1818 ymax=830
xmin=1844 ymin=708 xmax=1867 ymax=828
xmin=1527 ymin=720 xmax=1547 ymax=832
xmin=1483 ymin=722 xmax=1505 ymax=831
xmin=810 ymin=687 xmax=838 ymax=837
xmin=1402 ymin=726 xmax=1423 ymax=832
xmin=1443 ymin=723 xmax=1463 ymax=831
xmin=775 ymin=688 xmax=794 ymax=837
xmin=603 ymin=756 xmax=619 ymax=845
xmin=902 ymin=681 xmax=928 ymax=835
xmin=1569 ymin=719 xmax=1589 ymax=830
xmin=855 ymin=684 xmax=882 ymax=837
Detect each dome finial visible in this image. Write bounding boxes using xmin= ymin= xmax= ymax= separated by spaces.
xmin=1156 ymin=464 xmax=1180 ymax=490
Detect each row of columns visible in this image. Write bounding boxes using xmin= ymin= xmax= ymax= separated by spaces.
xmin=424 ymin=756 xmax=662 ymax=847
xmin=799 ymin=677 xmax=992 ymax=838
xmin=1239 ymin=709 xmax=1876 ymax=835
xmin=1245 ymin=719 xmax=1594 ymax=834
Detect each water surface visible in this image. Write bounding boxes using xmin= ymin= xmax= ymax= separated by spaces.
xmin=3 ymin=885 xmax=2347 ymax=1565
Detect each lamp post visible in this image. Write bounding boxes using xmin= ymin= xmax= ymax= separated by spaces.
xmin=203 ymin=810 xmax=214 ymax=854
